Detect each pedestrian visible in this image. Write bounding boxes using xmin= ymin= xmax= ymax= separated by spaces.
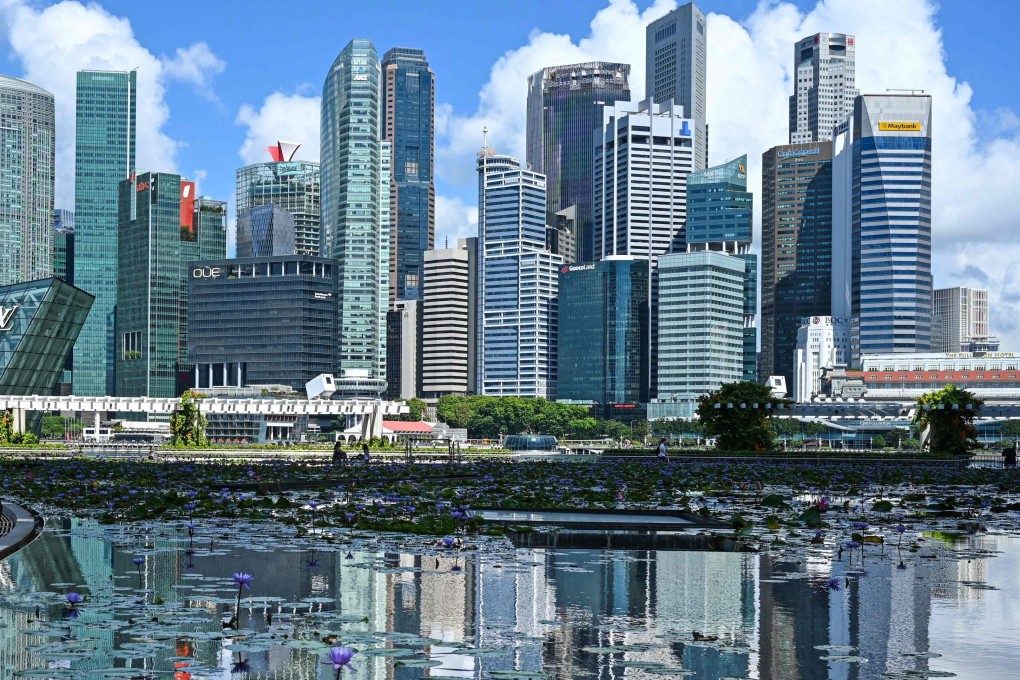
xmin=361 ymin=441 xmax=370 ymax=462
xmin=332 ymin=438 xmax=345 ymax=466
xmin=657 ymin=437 xmax=669 ymax=462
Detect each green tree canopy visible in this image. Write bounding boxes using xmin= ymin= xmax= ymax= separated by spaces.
xmin=913 ymin=385 xmax=983 ymax=456
xmin=695 ymin=381 xmax=785 ymax=451
xmin=170 ymin=390 xmax=209 ymax=447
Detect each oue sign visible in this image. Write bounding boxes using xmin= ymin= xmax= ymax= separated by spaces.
xmin=192 ymin=266 xmax=221 ymax=279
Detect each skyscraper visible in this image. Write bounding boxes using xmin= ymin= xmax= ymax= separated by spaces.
xmin=933 ymin=287 xmax=992 ymax=353
xmin=476 ymin=145 xmax=561 ymax=398
xmin=760 ymin=142 xmax=833 ymax=384
xmin=593 ymin=99 xmax=694 ymax=260
xmin=421 ymin=238 xmax=477 ymax=398
xmin=73 ymin=69 xmax=136 ymax=396
xmin=382 ymin=47 xmax=435 ymax=303
xmin=832 ymin=94 xmax=933 ymax=360
xmin=52 ymin=209 xmax=74 ymax=283
xmin=236 ymin=204 xmax=296 ymax=257
xmin=321 ymin=39 xmax=390 ymax=381
xmin=646 ymin=2 xmax=708 ymax=169
xmin=235 ymin=146 xmax=320 ymax=256
xmin=789 ymin=33 xmax=858 ymax=144
xmin=0 ymin=75 xmax=55 ymax=286
xmin=115 ymin=172 xmax=225 ymax=398
xmin=527 ymin=62 xmax=630 ymax=262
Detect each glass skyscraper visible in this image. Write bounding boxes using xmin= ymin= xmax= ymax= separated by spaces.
xmin=476 ymin=146 xmax=561 ymax=398
xmin=52 ymin=209 xmax=74 ymax=283
xmin=73 ymin=69 xmax=136 ymax=396
xmin=115 ymin=172 xmax=225 ymax=398
xmin=321 ymin=39 xmax=390 ymax=381
xmin=0 ymin=75 xmax=54 ymax=287
xmin=236 ymin=204 xmax=295 ymax=257
xmin=235 ymin=158 xmax=320 ymax=256
xmin=558 ymin=257 xmax=649 ymax=411
xmin=527 ymin=62 xmax=630 ymax=263
xmin=382 ymin=47 xmax=434 ymax=302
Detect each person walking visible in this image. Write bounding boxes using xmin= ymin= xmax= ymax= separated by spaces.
xmin=657 ymin=437 xmax=670 ymax=463
xmin=361 ymin=441 xmax=371 ymax=462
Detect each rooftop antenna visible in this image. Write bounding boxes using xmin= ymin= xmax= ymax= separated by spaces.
xmin=445 ymin=236 xmax=449 ymax=248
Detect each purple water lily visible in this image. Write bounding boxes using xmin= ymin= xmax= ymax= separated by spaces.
xmin=233 ymin=572 xmax=254 ymax=590
xmin=827 ymin=577 xmax=841 ymax=591
xmin=132 ymin=556 xmax=145 ymax=589
xmin=442 ymin=536 xmax=456 ymax=549
xmin=65 ymin=592 xmax=84 ymax=607
xmin=322 ymin=646 xmax=357 ymax=676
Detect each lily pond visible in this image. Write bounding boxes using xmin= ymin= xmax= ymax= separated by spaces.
xmin=4 ymin=458 xmax=1020 ymax=678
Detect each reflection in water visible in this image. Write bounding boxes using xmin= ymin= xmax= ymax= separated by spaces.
xmin=0 ymin=519 xmax=1016 ymax=679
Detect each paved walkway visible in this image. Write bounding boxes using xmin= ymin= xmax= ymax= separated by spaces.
xmin=0 ymin=500 xmax=42 ymax=560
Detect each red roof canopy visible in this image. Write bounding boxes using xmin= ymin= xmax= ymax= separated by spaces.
xmin=382 ymin=421 xmax=433 ymax=433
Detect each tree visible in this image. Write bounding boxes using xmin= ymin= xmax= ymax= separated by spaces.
xmin=0 ymin=410 xmax=13 ymax=444
xmin=170 ymin=390 xmax=209 ymax=447
xmin=695 ymin=381 xmax=785 ymax=451
xmin=999 ymin=420 xmax=1020 ymax=439
xmin=873 ymin=435 xmax=887 ymax=449
xmin=396 ymin=398 xmax=427 ymax=422
xmin=913 ymin=385 xmax=983 ymax=456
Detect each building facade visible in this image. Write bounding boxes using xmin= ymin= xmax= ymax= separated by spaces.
xmin=557 ymin=258 xmax=649 ymax=412
xmin=385 ymin=300 xmax=418 ymax=400
xmin=0 ymin=75 xmax=54 ymax=287
xmin=646 ymin=2 xmax=708 ymax=169
xmin=73 ymin=69 xmax=137 ymax=396
xmin=837 ymin=351 xmax=1020 ymax=403
xmin=321 ymin=39 xmax=390 ymax=381
xmin=235 ymin=154 xmax=320 ymax=256
xmin=593 ymin=98 xmax=694 ymax=260
xmin=789 ymin=33 xmax=858 ymax=144
xmin=382 ymin=47 xmax=435 ymax=303
xmin=792 ymin=315 xmax=851 ymax=402
xmin=188 ymin=255 xmax=338 ymax=391
xmin=115 ymin=173 xmax=225 ymax=398
xmin=932 ymin=287 xmax=992 ymax=353
xmin=476 ymin=148 xmax=561 ymax=398
xmin=527 ymin=62 xmax=631 ymax=262
xmin=421 ymin=238 xmax=476 ymax=398
xmin=833 ymin=94 xmax=933 ymax=359
xmin=760 ymin=142 xmax=833 ymax=385
xmin=236 ymin=203 xmax=296 ymax=257
xmin=53 ymin=209 xmax=74 ymax=283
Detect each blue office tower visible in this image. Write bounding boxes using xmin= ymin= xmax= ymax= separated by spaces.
xmin=382 ymin=48 xmax=434 ymax=303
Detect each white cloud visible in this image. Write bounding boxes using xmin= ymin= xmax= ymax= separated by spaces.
xmin=435 ymin=195 xmax=479 ymax=249
xmin=0 ymin=0 xmax=225 ymax=209
xmin=161 ymin=42 xmax=225 ymax=100
xmin=235 ymin=91 xmax=321 ymax=165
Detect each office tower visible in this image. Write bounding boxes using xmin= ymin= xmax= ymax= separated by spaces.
xmin=235 ymin=145 xmax=320 ymax=256
xmin=236 ymin=204 xmax=296 ymax=257
xmin=646 ymin=2 xmax=708 ymax=169
xmin=385 ymin=300 xmax=418 ymax=400
xmin=476 ymin=145 xmax=561 ymax=398
xmin=527 ymin=62 xmax=630 ymax=262
xmin=792 ymin=316 xmax=851 ymax=402
xmin=0 ymin=75 xmax=55 ymax=286
xmin=760 ymin=142 xmax=833 ymax=384
xmin=789 ymin=33 xmax=858 ymax=144
xmin=321 ymin=39 xmax=389 ymax=381
xmin=685 ymin=155 xmax=757 ymax=381
xmin=558 ymin=258 xmax=650 ymax=415
xmin=656 ymin=251 xmax=745 ymax=417
xmin=547 ymin=206 xmax=577 ymax=263
xmin=832 ymin=94 xmax=933 ymax=360
xmin=189 ymin=255 xmax=338 ymax=391
xmin=382 ymin=47 xmax=435 ymax=303
xmin=53 ymin=210 xmax=74 ymax=282
xmin=73 ymin=69 xmax=137 ymax=396
xmin=933 ymin=287 xmax=993 ymax=353
xmin=421 ymin=238 xmax=476 ymax=398
xmin=593 ymin=99 xmax=694 ymax=259
xmin=115 ymin=172 xmax=225 ymax=398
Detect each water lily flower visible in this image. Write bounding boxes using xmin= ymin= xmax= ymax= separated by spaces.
xmin=850 ymin=521 xmax=869 ymax=531
xmin=65 ymin=592 xmax=84 ymax=607
xmin=895 ymin=524 xmax=907 ymax=533
xmin=827 ymin=577 xmax=841 ymax=591
xmin=322 ymin=646 xmax=357 ymax=676
xmin=442 ymin=536 xmax=456 ymax=549
xmin=232 ymin=572 xmax=254 ymax=590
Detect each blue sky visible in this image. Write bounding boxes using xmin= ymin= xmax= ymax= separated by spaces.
xmin=2 ymin=0 xmax=1020 ymax=338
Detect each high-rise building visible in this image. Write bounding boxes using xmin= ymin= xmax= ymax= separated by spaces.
xmin=833 ymin=94 xmax=933 ymax=360
xmin=646 ymin=2 xmax=708 ymax=169
xmin=189 ymin=255 xmax=337 ymax=391
xmin=235 ymin=146 xmax=320 ymax=256
xmin=789 ymin=33 xmax=858 ymax=144
xmin=115 ymin=172 xmax=225 ymax=398
xmin=53 ymin=210 xmax=74 ymax=283
xmin=557 ymin=258 xmax=650 ymax=414
xmin=321 ymin=39 xmax=390 ymax=381
xmin=933 ymin=287 xmax=993 ymax=353
xmin=385 ymin=300 xmax=418 ymax=400
xmin=792 ymin=315 xmax=851 ymax=402
xmin=236 ymin=204 xmax=296 ymax=257
xmin=684 ymin=155 xmax=758 ymax=382
xmin=547 ymin=206 xmax=578 ymax=264
xmin=593 ymin=99 xmax=694 ymax=260
xmin=476 ymin=145 xmax=561 ymax=398
xmin=527 ymin=62 xmax=631 ymax=262
xmin=760 ymin=142 xmax=833 ymax=384
xmin=421 ymin=238 xmax=477 ymax=398
xmin=73 ymin=69 xmax=137 ymax=396
xmin=382 ymin=47 xmax=435 ymax=303
xmin=0 ymin=75 xmax=54 ymax=287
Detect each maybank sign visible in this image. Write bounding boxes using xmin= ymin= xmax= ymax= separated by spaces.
xmin=879 ymin=121 xmax=921 ymax=132
xmin=778 ymin=147 xmax=820 ymax=160
xmin=560 ymin=264 xmax=595 ymax=274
